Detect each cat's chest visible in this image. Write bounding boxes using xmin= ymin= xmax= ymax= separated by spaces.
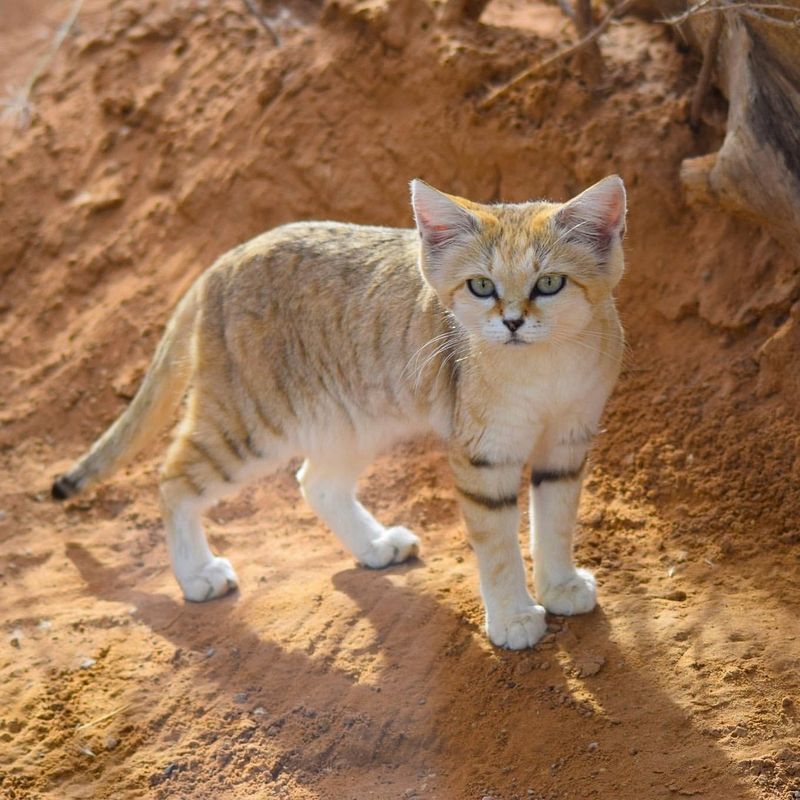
xmin=457 ymin=353 xmax=610 ymax=458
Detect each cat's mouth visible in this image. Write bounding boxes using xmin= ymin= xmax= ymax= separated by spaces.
xmin=505 ymin=337 xmax=528 ymax=346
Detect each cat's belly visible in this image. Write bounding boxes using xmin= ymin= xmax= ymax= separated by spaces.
xmin=289 ymin=392 xmax=443 ymax=461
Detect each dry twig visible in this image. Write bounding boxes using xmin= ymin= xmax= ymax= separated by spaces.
xmin=480 ymin=0 xmax=636 ymax=109
xmin=0 ymin=0 xmax=84 ymax=130
xmin=75 ymin=703 xmax=132 ymax=733
xmin=242 ymin=0 xmax=281 ymax=46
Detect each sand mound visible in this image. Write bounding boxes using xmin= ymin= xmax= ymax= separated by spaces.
xmin=1 ymin=1 xmax=798 ymax=798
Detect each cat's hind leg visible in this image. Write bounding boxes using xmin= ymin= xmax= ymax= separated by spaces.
xmin=159 ymin=473 xmax=238 ymax=602
xmin=159 ymin=401 xmax=279 ymax=602
xmin=297 ymin=456 xmax=420 ymax=568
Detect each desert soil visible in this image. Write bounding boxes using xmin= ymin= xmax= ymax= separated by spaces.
xmin=1 ymin=0 xmax=799 ymax=798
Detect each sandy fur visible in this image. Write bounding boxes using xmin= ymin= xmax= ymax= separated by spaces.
xmin=53 ymin=176 xmax=627 ymax=649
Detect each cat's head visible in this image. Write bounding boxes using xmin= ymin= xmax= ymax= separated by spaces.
xmin=410 ymin=176 xmax=626 ymax=347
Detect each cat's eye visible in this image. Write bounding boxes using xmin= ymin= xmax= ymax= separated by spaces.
xmin=467 ymin=277 xmax=496 ymax=298
xmin=532 ymin=274 xmax=566 ymax=297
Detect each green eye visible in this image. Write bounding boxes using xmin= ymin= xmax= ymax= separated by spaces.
xmin=467 ymin=277 xmax=496 ymax=298
xmin=533 ymin=274 xmax=566 ymax=297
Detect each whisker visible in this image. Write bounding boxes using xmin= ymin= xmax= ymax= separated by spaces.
xmin=549 ymin=332 xmax=620 ymax=361
xmin=409 ymin=337 xmax=460 ymax=394
xmin=401 ymin=329 xmax=459 ymax=383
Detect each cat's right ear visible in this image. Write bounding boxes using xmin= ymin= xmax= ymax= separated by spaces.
xmin=410 ymin=180 xmax=480 ymax=251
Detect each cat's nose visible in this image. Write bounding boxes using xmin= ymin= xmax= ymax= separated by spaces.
xmin=503 ymin=317 xmax=524 ymax=333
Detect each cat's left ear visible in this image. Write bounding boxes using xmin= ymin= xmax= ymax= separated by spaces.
xmin=410 ymin=180 xmax=480 ymax=251
xmin=554 ymin=175 xmax=627 ymax=260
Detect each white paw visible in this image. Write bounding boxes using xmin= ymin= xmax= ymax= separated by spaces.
xmin=179 ymin=557 xmax=239 ymax=602
xmin=538 ymin=568 xmax=597 ymax=615
xmin=487 ymin=604 xmax=547 ymax=650
xmin=360 ymin=526 xmax=421 ymax=569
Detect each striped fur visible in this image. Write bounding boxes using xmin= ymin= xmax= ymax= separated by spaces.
xmin=51 ymin=176 xmax=627 ymax=649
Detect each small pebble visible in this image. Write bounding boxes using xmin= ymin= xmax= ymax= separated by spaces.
xmin=253 ymin=706 xmax=267 ymax=716
xmin=584 ymin=509 xmax=605 ymax=528
xmin=104 ymin=735 xmax=119 ymax=750
xmin=80 ymin=657 xmax=96 ymax=669
xmin=587 ymin=741 xmax=599 ymax=753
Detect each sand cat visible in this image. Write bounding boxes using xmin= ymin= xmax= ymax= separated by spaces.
xmin=52 ymin=176 xmax=626 ymax=650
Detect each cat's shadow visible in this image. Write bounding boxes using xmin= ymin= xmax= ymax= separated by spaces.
xmin=66 ymin=542 xmax=755 ymax=798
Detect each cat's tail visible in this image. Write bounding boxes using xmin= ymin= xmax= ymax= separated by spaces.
xmin=51 ymin=279 xmax=202 ymax=500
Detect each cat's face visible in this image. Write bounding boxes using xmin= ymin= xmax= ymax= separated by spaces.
xmin=411 ymin=177 xmax=626 ymax=349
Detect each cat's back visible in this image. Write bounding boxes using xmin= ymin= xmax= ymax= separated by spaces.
xmin=192 ymin=220 xmax=445 ymax=429
xmin=215 ymin=221 xmax=421 ymax=297
xmin=196 ymin=220 xmax=438 ymax=369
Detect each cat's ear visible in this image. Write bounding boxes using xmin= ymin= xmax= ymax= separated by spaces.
xmin=410 ymin=180 xmax=480 ymax=250
xmin=554 ymin=175 xmax=626 ymax=259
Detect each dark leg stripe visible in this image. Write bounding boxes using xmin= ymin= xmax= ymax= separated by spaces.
xmin=244 ymin=433 xmax=266 ymax=460
xmin=162 ymin=471 xmax=204 ymax=497
xmin=211 ymin=418 xmax=246 ymax=463
xmin=240 ymin=375 xmax=283 ymax=438
xmin=456 ymin=486 xmax=518 ymax=510
xmin=531 ymin=457 xmax=587 ymax=488
xmin=467 ymin=455 xmax=523 ymax=469
xmin=188 ymin=439 xmax=233 ymax=483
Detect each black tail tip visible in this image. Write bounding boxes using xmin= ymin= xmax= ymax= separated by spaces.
xmin=52 ymin=474 xmax=79 ymax=501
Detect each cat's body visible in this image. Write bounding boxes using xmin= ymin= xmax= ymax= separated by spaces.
xmin=52 ymin=177 xmax=626 ymax=650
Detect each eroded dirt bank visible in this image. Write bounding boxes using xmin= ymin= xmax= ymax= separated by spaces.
xmin=0 ymin=0 xmax=798 ymax=798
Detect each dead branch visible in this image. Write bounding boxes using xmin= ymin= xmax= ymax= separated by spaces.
xmin=573 ymin=0 xmax=605 ymax=78
xmin=480 ymin=0 xmax=636 ymax=109
xmin=689 ymin=9 xmax=724 ymax=129
xmin=663 ymin=0 xmax=800 ymax=27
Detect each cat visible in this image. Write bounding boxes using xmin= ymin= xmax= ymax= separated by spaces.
xmin=52 ymin=175 xmax=626 ymax=650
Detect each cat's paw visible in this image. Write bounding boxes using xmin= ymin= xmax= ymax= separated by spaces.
xmin=360 ymin=526 xmax=421 ymax=569
xmin=537 ymin=568 xmax=597 ymax=616
xmin=180 ymin=557 xmax=239 ymax=602
xmin=487 ymin=604 xmax=547 ymax=650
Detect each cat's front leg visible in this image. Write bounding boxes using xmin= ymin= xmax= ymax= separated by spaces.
xmin=530 ymin=424 xmax=596 ymax=616
xmin=297 ymin=457 xmax=420 ymax=568
xmin=450 ymin=449 xmax=546 ymax=650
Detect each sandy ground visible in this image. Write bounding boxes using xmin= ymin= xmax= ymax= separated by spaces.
xmin=1 ymin=0 xmax=799 ymax=798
